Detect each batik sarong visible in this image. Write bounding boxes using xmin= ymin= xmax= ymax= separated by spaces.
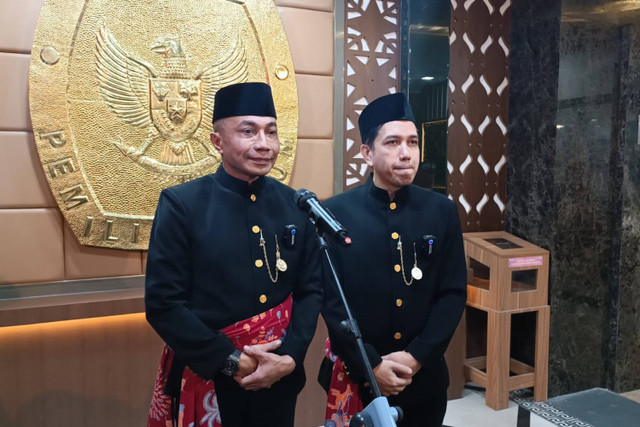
xmin=148 ymin=295 xmax=292 ymax=427
xmin=324 ymin=338 xmax=364 ymax=427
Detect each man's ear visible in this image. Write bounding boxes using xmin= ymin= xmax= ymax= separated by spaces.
xmin=210 ymin=132 xmax=223 ymax=154
xmin=360 ymin=143 xmax=374 ymax=166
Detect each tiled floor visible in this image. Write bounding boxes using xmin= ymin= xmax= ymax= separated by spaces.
xmin=317 ymin=387 xmax=640 ymax=426
xmin=443 ymin=388 xmax=555 ymax=427
xmin=621 ymin=389 xmax=640 ymax=404
xmin=443 ymin=387 xmax=640 ymax=427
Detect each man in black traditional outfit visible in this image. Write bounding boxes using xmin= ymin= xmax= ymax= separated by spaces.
xmin=322 ymin=92 xmax=467 ymax=427
xmin=145 ymin=82 xmax=322 ymax=427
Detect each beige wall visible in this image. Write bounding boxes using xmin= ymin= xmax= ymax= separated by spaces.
xmin=0 ymin=0 xmax=334 ymax=425
xmin=0 ymin=314 xmax=162 ymax=426
xmin=0 ymin=0 xmax=334 ymax=286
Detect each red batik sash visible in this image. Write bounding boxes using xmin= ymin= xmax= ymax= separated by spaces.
xmin=147 ymin=295 xmax=293 ymax=427
xmin=324 ymin=338 xmax=364 ymax=427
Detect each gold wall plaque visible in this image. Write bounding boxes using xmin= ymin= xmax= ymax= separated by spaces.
xmin=29 ymin=0 xmax=298 ymax=250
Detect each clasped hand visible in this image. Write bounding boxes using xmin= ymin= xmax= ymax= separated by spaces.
xmin=372 ymin=351 xmax=422 ymax=396
xmin=233 ymin=340 xmax=296 ymax=391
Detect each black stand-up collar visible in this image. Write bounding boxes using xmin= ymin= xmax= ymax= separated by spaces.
xmin=213 ymin=164 xmax=266 ymax=195
xmin=365 ymin=174 xmax=410 ymax=207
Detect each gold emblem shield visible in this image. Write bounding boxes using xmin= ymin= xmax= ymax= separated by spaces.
xmin=29 ymin=0 xmax=298 ymax=250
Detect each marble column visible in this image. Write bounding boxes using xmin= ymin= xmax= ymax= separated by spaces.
xmin=507 ymin=0 xmax=640 ymax=396
xmin=616 ymin=24 xmax=640 ymax=394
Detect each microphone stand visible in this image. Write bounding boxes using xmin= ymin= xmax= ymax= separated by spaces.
xmin=316 ymin=234 xmax=401 ymax=427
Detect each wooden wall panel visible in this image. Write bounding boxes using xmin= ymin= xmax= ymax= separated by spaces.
xmin=0 ymin=314 xmax=163 ymax=427
xmin=342 ymin=0 xmax=401 ymax=190
xmin=446 ymin=0 xmax=513 ymax=402
xmin=448 ymin=0 xmax=511 ymax=231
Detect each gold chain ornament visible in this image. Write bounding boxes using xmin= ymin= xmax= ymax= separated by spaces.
xmin=259 ymin=230 xmax=287 ymax=283
xmin=396 ymin=236 xmax=423 ymax=286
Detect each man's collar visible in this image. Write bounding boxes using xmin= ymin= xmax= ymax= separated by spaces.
xmin=365 ymin=174 xmax=410 ymax=205
xmin=215 ymin=164 xmax=266 ymax=194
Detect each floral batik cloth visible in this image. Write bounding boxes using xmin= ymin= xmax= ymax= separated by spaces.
xmin=324 ymin=338 xmax=364 ymax=427
xmin=148 ymin=294 xmax=292 ymax=427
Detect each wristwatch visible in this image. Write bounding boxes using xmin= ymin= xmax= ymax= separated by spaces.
xmin=221 ymin=349 xmax=242 ymax=376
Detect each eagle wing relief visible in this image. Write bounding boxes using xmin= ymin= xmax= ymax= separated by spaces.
xmin=194 ymin=36 xmax=249 ymax=134
xmin=95 ymin=23 xmax=164 ymax=164
xmin=95 ymin=23 xmax=157 ymax=129
xmin=94 ymin=25 xmax=249 ymax=182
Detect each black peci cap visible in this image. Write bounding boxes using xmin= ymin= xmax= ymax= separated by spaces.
xmin=212 ymin=82 xmax=277 ymax=123
xmin=358 ymin=92 xmax=416 ymax=142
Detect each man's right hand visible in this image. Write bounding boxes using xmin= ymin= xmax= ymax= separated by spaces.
xmin=236 ymin=352 xmax=258 ymax=378
xmin=236 ymin=340 xmax=295 ymax=390
xmin=372 ymin=359 xmax=413 ymax=396
xmin=234 ymin=340 xmax=282 ymax=380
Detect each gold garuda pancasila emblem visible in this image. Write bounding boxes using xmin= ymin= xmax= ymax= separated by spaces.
xmin=29 ymin=0 xmax=298 ymax=250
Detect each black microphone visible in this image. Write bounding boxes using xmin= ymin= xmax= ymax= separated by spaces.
xmin=294 ymin=189 xmax=351 ymax=246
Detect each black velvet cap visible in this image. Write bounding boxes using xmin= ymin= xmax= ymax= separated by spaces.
xmin=212 ymin=82 xmax=277 ymax=123
xmin=358 ymin=92 xmax=416 ymax=142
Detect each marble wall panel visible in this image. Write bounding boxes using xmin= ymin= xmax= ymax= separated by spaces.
xmin=506 ymin=0 xmax=559 ymax=248
xmin=508 ymin=0 xmax=640 ymax=396
xmin=506 ymin=0 xmax=560 ymax=393
xmin=617 ymin=191 xmax=640 ymax=391
xmin=551 ymin=20 xmax=623 ymax=395
xmin=616 ymin=25 xmax=640 ymax=393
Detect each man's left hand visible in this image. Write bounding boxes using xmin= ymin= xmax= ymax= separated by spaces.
xmin=382 ymin=351 xmax=422 ymax=377
xmin=235 ymin=343 xmax=296 ymax=390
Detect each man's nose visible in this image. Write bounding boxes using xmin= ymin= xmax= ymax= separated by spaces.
xmin=398 ymin=141 xmax=411 ymax=159
xmin=254 ymin=130 xmax=270 ymax=149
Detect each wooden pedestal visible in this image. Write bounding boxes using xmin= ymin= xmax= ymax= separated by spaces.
xmin=464 ymin=231 xmax=549 ymax=311
xmin=463 ymin=231 xmax=550 ymax=410
xmin=464 ymin=305 xmax=550 ymax=410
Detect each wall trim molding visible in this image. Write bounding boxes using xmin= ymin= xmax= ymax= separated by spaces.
xmin=0 ymin=275 xmax=144 ymax=327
